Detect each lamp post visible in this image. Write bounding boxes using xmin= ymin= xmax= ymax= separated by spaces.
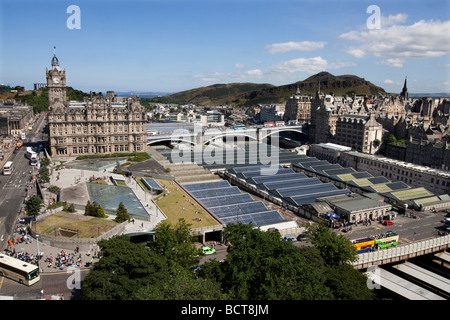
xmin=36 ymin=234 xmax=40 ymax=270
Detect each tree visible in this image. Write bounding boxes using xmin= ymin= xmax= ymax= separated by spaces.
xmin=308 ymin=223 xmax=358 ymax=266
xmin=25 ymin=196 xmax=42 ymax=218
xmin=84 ymin=201 xmax=92 ymax=216
xmin=81 ymin=235 xmax=223 ymax=300
xmin=201 ymin=223 xmax=333 ymax=300
xmin=81 ymin=236 xmax=170 ymax=300
xmin=150 ymin=218 xmax=202 ymax=270
xmin=115 ymin=202 xmax=130 ymax=222
xmin=96 ymin=205 xmax=107 ymax=218
xmin=136 ymin=268 xmax=225 ymax=300
xmin=386 ymin=134 xmax=397 ymax=145
xmin=84 ymin=201 xmax=107 ymax=218
xmin=325 ymin=264 xmax=375 ymax=300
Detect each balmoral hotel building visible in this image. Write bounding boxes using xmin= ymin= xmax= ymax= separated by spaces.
xmin=47 ymin=52 xmax=147 ymax=157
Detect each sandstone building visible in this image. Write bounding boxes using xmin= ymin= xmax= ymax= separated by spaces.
xmin=47 ymin=53 xmax=147 ymax=157
xmin=283 ymin=87 xmax=311 ymax=123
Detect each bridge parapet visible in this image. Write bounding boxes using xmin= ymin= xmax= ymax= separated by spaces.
xmin=147 ymin=124 xmax=306 ymax=145
xmin=352 ymin=235 xmax=450 ymax=269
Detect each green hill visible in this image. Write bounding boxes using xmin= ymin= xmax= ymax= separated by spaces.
xmin=145 ymin=82 xmax=275 ymax=106
xmin=145 ymin=72 xmax=387 ymax=107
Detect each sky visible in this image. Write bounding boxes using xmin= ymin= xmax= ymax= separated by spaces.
xmin=0 ymin=0 xmax=449 ymax=94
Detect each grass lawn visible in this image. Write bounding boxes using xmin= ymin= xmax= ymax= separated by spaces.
xmin=153 ymin=179 xmax=220 ymax=229
xmin=35 ymin=211 xmax=119 ymax=238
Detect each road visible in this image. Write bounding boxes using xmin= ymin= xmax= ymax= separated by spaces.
xmin=198 ymin=210 xmax=449 ymax=265
xmin=339 ymin=210 xmax=447 ymax=244
xmin=0 ymin=112 xmax=47 ymax=253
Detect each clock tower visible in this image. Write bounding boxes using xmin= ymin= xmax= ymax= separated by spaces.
xmin=46 ymin=48 xmax=67 ymax=108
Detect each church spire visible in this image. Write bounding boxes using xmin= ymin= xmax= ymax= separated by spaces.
xmin=400 ymin=76 xmax=408 ymax=101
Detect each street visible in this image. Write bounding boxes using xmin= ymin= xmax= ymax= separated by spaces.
xmin=338 ymin=210 xmax=447 ymax=244
xmin=0 ymin=112 xmax=47 ymax=253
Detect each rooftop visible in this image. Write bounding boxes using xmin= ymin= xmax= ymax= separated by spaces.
xmin=344 ymin=150 xmax=450 ymax=178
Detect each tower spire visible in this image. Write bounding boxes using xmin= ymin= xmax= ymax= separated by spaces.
xmin=51 ymin=46 xmax=60 ymax=68
xmin=400 ymin=76 xmax=408 ymax=100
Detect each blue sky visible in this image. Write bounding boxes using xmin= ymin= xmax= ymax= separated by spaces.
xmin=0 ymin=0 xmax=449 ymax=94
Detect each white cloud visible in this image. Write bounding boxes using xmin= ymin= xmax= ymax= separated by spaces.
xmin=384 ymin=79 xmax=394 ymax=84
xmin=244 ymin=69 xmax=263 ymax=77
xmin=376 ymin=58 xmax=405 ymax=68
xmin=340 ymin=18 xmax=450 ymax=59
xmin=193 ymin=57 xmax=355 ymax=83
xmin=193 ymin=72 xmax=227 ymax=82
xmin=267 ymin=56 xmax=328 ymax=74
xmin=266 ymin=41 xmax=327 ymax=54
xmin=234 ymin=63 xmax=246 ymax=69
xmin=267 ymin=56 xmax=355 ymax=76
xmin=381 ymin=13 xmax=408 ymax=27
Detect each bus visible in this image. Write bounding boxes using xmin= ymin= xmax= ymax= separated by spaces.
xmin=29 ymin=153 xmax=38 ymax=166
xmin=2 ymin=161 xmax=13 ymax=175
xmin=0 ymin=254 xmax=40 ymax=286
xmin=351 ymin=236 xmax=375 ymax=253
xmin=374 ymin=231 xmax=399 ymax=249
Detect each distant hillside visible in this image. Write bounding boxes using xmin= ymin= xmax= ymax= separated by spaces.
xmin=145 ymin=82 xmax=275 ymax=106
xmin=145 ymin=72 xmax=387 ymax=107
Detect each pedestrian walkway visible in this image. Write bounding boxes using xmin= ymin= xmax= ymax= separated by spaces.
xmin=4 ymin=220 xmax=99 ymax=275
xmin=121 ymin=176 xmax=167 ymax=233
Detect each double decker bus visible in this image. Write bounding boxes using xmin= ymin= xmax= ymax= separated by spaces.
xmin=0 ymin=254 xmax=40 ymax=286
xmin=351 ymin=236 xmax=375 ymax=253
xmin=374 ymin=231 xmax=399 ymax=249
xmin=2 ymin=161 xmax=14 ymax=175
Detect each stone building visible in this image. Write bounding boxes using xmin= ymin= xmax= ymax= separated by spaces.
xmin=334 ymin=111 xmax=383 ymax=154
xmin=339 ymin=150 xmax=450 ymax=195
xmin=0 ymin=101 xmax=34 ymax=137
xmin=47 ymin=52 xmax=147 ymax=157
xmin=283 ymin=87 xmax=311 ymax=123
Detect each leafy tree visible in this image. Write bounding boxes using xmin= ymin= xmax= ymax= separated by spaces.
xmin=25 ymin=195 xmax=42 ymax=217
xmin=84 ymin=200 xmax=107 ymax=218
xmin=386 ymin=134 xmax=397 ymax=144
xmin=325 ymin=264 xmax=375 ymax=300
xmin=136 ymin=268 xmax=225 ymax=300
xmin=202 ymin=223 xmax=332 ymax=300
xmin=81 ymin=236 xmax=170 ymax=300
xmin=308 ymin=223 xmax=358 ymax=266
xmin=115 ymin=202 xmax=130 ymax=222
xmin=150 ymin=218 xmax=202 ymax=270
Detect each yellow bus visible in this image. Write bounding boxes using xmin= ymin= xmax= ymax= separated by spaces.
xmin=0 ymin=254 xmax=40 ymax=286
xmin=351 ymin=237 xmax=375 ymax=253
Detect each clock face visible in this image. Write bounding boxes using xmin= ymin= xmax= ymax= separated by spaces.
xmin=53 ymin=77 xmax=60 ymax=84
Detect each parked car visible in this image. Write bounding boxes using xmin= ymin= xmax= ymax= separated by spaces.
xmin=283 ymin=236 xmax=298 ymax=242
xmin=383 ymin=220 xmax=394 ymax=226
xmin=296 ymin=233 xmax=306 ymax=241
xmin=202 ymin=246 xmax=216 ymax=255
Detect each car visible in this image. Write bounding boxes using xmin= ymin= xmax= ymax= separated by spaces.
xmin=383 ymin=220 xmax=394 ymax=226
xmin=296 ymin=233 xmax=306 ymax=241
xmin=283 ymin=236 xmax=298 ymax=242
xmin=202 ymin=246 xmax=216 ymax=255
